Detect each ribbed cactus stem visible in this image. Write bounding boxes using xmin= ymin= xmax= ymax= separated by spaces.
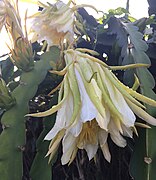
xmin=0 ymin=47 xmax=60 ymax=180
xmin=30 ymin=113 xmax=57 ymax=180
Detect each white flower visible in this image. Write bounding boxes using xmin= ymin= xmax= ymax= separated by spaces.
xmin=31 ymin=1 xmax=75 ymax=46
xmin=28 ymin=49 xmax=156 ymax=164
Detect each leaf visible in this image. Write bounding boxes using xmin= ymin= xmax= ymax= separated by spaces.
xmin=108 ymin=17 xmax=128 ymax=49
xmin=108 ymin=7 xmax=128 ymax=16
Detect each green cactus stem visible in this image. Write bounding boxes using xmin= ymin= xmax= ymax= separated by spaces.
xmin=0 ymin=78 xmax=16 ymax=110
xmin=0 ymin=46 xmax=60 ymax=180
xmin=30 ymin=112 xmax=57 ymax=180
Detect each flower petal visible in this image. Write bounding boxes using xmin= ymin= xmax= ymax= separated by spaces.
xmin=75 ymin=68 xmax=98 ymax=122
xmin=103 ymin=71 xmax=136 ymax=127
xmin=75 ymin=63 xmax=106 ymax=119
xmin=109 ymin=121 xmax=127 ymax=147
xmin=84 ymin=144 xmax=98 ymax=160
xmin=121 ymin=124 xmax=133 ymax=138
xmin=69 ymin=119 xmax=82 ymax=137
xmin=127 ymin=99 xmax=156 ymax=126
xmin=61 ymin=132 xmax=77 ymax=165
xmin=98 ymin=129 xmax=108 ymax=145
xmin=96 ymin=107 xmax=110 ymax=130
xmin=101 ymin=143 xmax=111 ymax=163
xmin=98 ymin=129 xmax=111 ymax=162
xmin=44 ymin=90 xmax=73 ymax=140
xmin=46 ymin=129 xmax=65 ymax=161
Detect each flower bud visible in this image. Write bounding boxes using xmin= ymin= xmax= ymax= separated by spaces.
xmin=10 ymin=37 xmax=34 ymax=71
xmin=1 ymin=0 xmax=34 ymax=71
xmin=0 ymin=78 xmax=16 ymax=110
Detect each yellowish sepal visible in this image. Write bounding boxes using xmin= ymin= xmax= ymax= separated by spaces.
xmin=110 ymin=63 xmax=150 ymax=71
xmin=102 ymin=67 xmax=146 ymax=109
xmin=67 ymin=63 xmax=81 ymax=126
xmin=132 ymin=74 xmax=140 ymax=91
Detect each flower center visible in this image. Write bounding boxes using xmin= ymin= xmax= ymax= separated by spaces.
xmin=77 ymin=119 xmax=98 ymax=149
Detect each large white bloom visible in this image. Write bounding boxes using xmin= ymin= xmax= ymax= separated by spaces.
xmin=31 ymin=1 xmax=75 ymax=46
xmin=28 ymin=49 xmax=156 ymax=164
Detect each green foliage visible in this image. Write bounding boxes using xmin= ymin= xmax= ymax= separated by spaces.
xmin=108 ymin=7 xmax=128 ymax=16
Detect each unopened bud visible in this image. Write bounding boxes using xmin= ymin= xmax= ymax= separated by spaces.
xmin=0 ymin=78 xmax=16 ymax=110
xmin=10 ymin=37 xmax=34 ymax=72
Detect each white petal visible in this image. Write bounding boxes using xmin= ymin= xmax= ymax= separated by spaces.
xmin=121 ymin=124 xmax=133 ymax=138
xmin=103 ymin=72 xmax=135 ymax=127
xmin=44 ymin=91 xmax=73 ymax=140
xmin=53 ymin=9 xmax=72 ymax=27
xmin=56 ymin=15 xmax=74 ymax=33
xmin=84 ymin=144 xmax=98 ymax=160
xmin=75 ymin=68 xmax=98 ymax=122
xmin=98 ymin=129 xmax=111 ymax=162
xmin=56 ymin=1 xmax=65 ymax=8
xmin=109 ymin=121 xmax=127 ymax=147
xmin=96 ymin=107 xmax=110 ymax=130
xmin=61 ymin=132 xmax=77 ymax=165
xmin=44 ymin=126 xmax=61 ymax=141
xmin=98 ymin=129 xmax=108 ymax=145
xmin=69 ymin=119 xmax=82 ymax=137
xmin=101 ymin=143 xmax=111 ymax=163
